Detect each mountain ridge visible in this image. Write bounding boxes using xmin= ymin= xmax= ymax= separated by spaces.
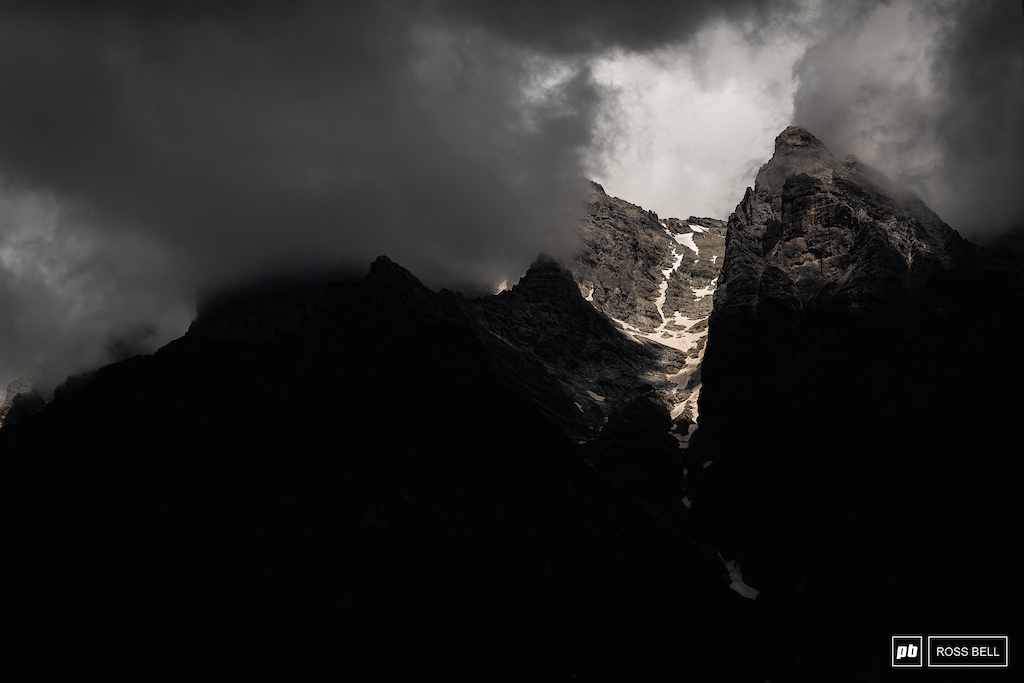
xmin=2 ymin=243 xmax=750 ymax=675
xmin=2 ymin=126 xmax=1018 ymax=678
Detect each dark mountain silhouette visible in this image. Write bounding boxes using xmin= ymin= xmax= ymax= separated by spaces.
xmin=3 ymin=254 xmax=749 ymax=677
xmin=3 ymin=127 xmax=1018 ymax=679
xmin=689 ymin=126 xmax=1021 ymax=680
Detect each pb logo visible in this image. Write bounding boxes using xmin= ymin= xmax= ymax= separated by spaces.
xmin=896 ymin=643 xmax=918 ymax=659
xmin=892 ymin=636 xmax=923 ymax=668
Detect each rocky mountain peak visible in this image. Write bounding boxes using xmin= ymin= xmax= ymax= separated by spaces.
xmin=367 ymin=254 xmax=427 ymax=289
xmin=719 ymin=126 xmax=970 ymax=315
xmin=754 ymin=126 xmax=836 ymax=196
xmin=505 ymin=254 xmax=581 ymax=303
xmin=691 ymin=127 xmax=1020 ymax=677
xmin=774 ymin=125 xmax=828 ymax=152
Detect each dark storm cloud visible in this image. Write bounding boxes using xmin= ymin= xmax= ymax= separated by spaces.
xmin=439 ymin=0 xmax=800 ymax=54
xmin=0 ymin=179 xmax=194 ymax=390
xmin=792 ymin=0 xmax=1024 ymax=238
xmin=0 ymin=0 xmax=806 ymax=389
xmin=3 ymin=0 xmax=576 ymax=286
xmin=926 ymin=0 xmax=1024 ymax=236
xmin=0 ymin=0 xmax=801 ymax=285
xmin=6 ymin=0 xmax=1016 ymax=393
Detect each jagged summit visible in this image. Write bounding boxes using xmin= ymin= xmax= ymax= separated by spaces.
xmin=501 ymin=254 xmax=583 ymax=304
xmin=754 ymin=126 xmax=835 ymax=195
xmin=719 ymin=126 xmax=970 ymax=314
xmin=368 ymin=253 xmax=419 ymax=281
xmin=755 ymin=126 xmax=933 ymax=216
xmin=773 ymin=125 xmax=829 ymax=154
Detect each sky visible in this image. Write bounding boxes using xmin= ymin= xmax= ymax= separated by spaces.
xmin=1 ymin=0 xmax=1022 ymax=394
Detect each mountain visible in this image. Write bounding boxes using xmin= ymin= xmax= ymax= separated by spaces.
xmin=3 ymin=127 xmax=1018 ymax=678
xmin=2 ymin=253 xmax=749 ymax=676
xmin=688 ymin=126 xmax=1021 ymax=679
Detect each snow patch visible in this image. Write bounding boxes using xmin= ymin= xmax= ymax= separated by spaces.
xmin=653 ymin=249 xmax=685 ymax=327
xmin=586 ymin=390 xmax=605 ymax=402
xmin=692 ymin=278 xmax=717 ymax=299
xmin=689 ymin=224 xmax=706 ymax=233
xmin=718 ymin=554 xmax=760 ymax=600
xmin=574 ymin=402 xmax=583 ymax=412
xmin=638 ymin=331 xmax=695 ymax=354
xmin=661 ymin=257 xmax=680 ymax=280
xmin=672 ymin=420 xmax=699 ymax=449
xmin=671 ymin=391 xmax=701 ymax=422
xmin=674 ymin=232 xmax=699 ymax=254
xmin=671 ymin=312 xmax=707 ymax=328
xmin=681 ymin=496 xmax=692 ymax=509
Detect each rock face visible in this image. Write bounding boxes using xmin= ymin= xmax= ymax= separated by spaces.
xmin=569 ymin=181 xmax=727 ymax=444
xmin=715 ymin=126 xmax=970 ymax=314
xmin=689 ymin=127 xmax=1021 ymax=679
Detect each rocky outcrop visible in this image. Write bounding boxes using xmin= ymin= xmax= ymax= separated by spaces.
xmin=689 ymin=126 xmax=1021 ymax=680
